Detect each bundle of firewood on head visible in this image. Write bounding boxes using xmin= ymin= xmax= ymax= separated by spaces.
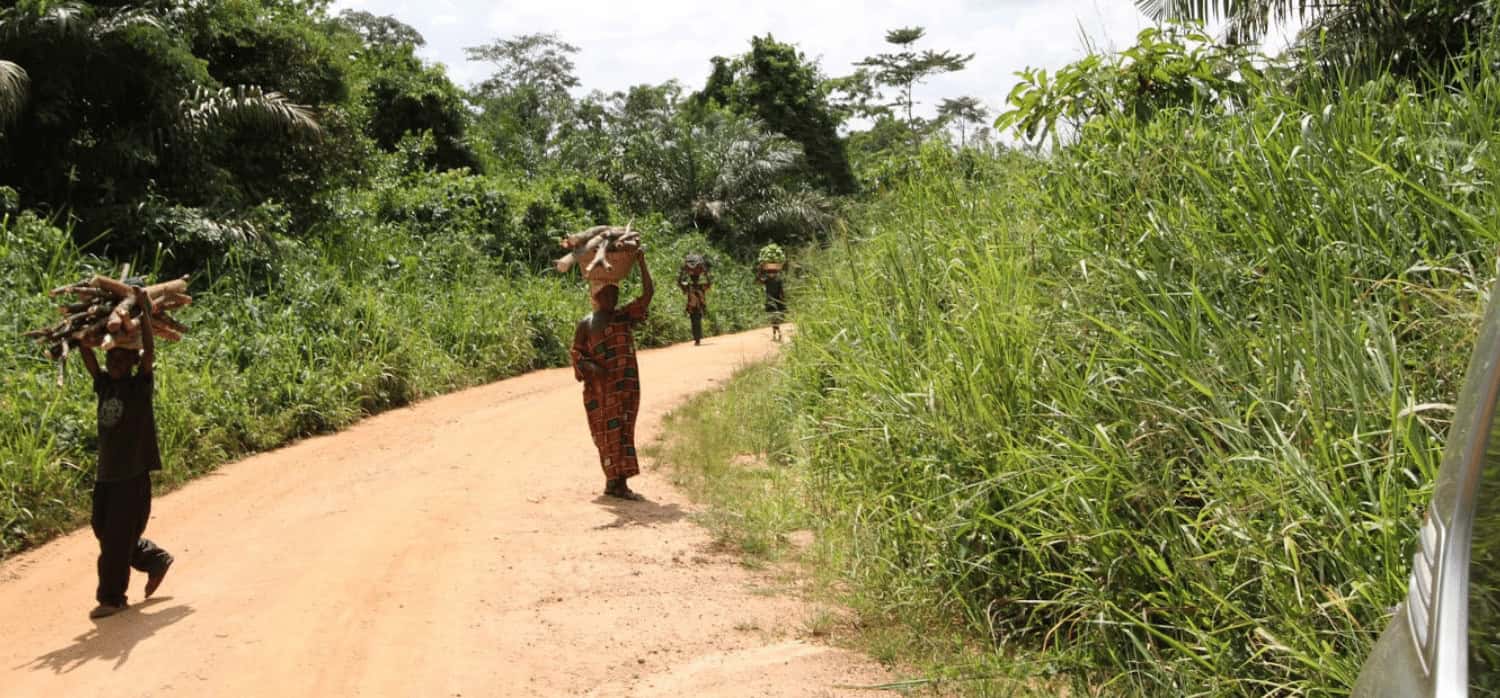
xmin=26 ymin=271 xmax=192 ymax=364
xmin=553 ymin=223 xmax=642 ymax=286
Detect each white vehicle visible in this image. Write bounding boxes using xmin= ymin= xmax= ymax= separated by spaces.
xmin=1352 ymin=283 xmax=1500 ymax=696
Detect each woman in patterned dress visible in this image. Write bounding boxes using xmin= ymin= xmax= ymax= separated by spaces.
xmin=571 ymin=249 xmax=654 ymax=500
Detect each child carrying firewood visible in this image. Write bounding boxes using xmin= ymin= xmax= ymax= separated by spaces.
xmin=75 ymin=284 xmax=174 ymax=619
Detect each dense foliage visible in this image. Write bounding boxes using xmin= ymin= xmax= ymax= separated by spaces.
xmin=692 ymin=36 xmax=858 ymax=196
xmin=0 ymin=0 xmax=846 ymax=557
xmin=0 ymin=156 xmax=771 ymax=554
xmin=1138 ymin=0 xmax=1494 ymax=80
xmin=741 ymin=23 xmax=1500 ymax=697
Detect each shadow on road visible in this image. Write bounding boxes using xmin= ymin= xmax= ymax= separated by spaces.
xmin=591 ymin=494 xmax=687 ymax=529
xmin=22 ymin=598 xmax=195 ymax=674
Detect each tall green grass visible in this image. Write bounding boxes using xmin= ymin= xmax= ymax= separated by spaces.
xmin=768 ymin=53 xmax=1500 ymax=695
xmin=0 ymin=208 xmax=764 ymax=557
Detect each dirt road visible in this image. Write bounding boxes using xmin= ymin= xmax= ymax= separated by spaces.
xmin=0 ymin=328 xmax=890 ymax=697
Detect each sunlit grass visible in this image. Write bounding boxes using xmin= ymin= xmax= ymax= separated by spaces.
xmin=718 ymin=58 xmax=1500 ymax=695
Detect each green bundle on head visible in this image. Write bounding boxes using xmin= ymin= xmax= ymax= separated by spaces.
xmin=757 ymin=244 xmax=786 ymax=266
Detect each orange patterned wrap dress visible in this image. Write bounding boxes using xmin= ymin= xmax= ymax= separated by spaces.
xmin=571 ymin=297 xmax=648 ymax=479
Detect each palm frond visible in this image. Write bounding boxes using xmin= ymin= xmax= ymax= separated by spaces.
xmin=0 ymin=60 xmax=28 ymax=126
xmin=1133 ymin=0 xmax=1309 ymax=43
xmin=0 ymin=2 xmax=91 ymax=42
xmin=91 ymin=7 xmax=165 ymax=37
xmin=177 ymin=86 xmax=321 ymax=140
xmin=750 ymin=189 xmax=835 ymax=234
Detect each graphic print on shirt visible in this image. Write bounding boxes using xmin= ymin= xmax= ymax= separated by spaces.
xmin=99 ymin=397 xmax=125 ymax=429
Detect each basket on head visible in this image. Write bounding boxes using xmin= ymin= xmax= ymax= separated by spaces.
xmin=683 ymin=252 xmax=708 ymax=267
xmin=582 ymin=248 xmax=637 ymax=284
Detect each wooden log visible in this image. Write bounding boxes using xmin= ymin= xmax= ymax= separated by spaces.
xmin=60 ymin=310 xmax=99 ymax=330
xmin=48 ymin=282 xmax=87 ymax=297
xmin=72 ymin=317 xmax=109 ymax=346
xmin=144 ymin=276 xmax=189 ymax=299
xmin=31 ymin=274 xmax=191 ymax=366
xmin=107 ymin=294 xmax=137 ymax=333
xmin=154 ymin=293 xmax=192 ymax=310
xmin=56 ymin=286 xmax=110 ymax=301
xmin=155 ymin=313 xmax=189 ymax=334
xmin=585 ymin=242 xmax=611 ymax=272
xmin=100 ymin=327 xmax=146 ymax=351
xmin=561 ymin=225 xmax=612 ymax=250
xmin=45 ymin=318 xmax=72 ymax=337
xmin=89 ymin=275 xmax=134 ymax=298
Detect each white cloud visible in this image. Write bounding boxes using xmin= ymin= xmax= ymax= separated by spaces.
xmin=333 ymin=0 xmax=1152 ymax=121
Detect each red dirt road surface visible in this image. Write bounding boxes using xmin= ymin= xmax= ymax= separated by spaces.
xmin=0 ymin=327 xmax=891 ymax=697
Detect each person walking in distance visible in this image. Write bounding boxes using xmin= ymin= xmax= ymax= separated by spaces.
xmin=75 ymin=285 xmax=174 ymax=619
xmin=756 ymin=264 xmax=786 ymax=342
xmin=571 ymin=249 xmax=655 ymax=500
xmin=678 ymin=254 xmax=711 ymax=346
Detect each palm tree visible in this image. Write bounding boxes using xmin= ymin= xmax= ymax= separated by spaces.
xmin=0 ymin=60 xmax=26 ymax=127
xmin=1135 ymin=0 xmax=1486 ymax=76
xmin=621 ymin=109 xmax=831 ymax=242
xmin=0 ymin=1 xmax=163 ymax=45
xmin=176 ymin=86 xmax=320 ymax=140
xmin=1133 ymin=0 xmax=1310 ymax=43
xmin=0 ymin=0 xmax=320 ymax=220
xmin=1 ymin=3 xmax=319 ymax=139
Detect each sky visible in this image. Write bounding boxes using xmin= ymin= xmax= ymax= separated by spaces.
xmin=330 ymin=0 xmax=1304 ymax=124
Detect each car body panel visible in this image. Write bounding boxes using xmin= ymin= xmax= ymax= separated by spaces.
xmin=1353 ymin=281 xmax=1500 ymax=697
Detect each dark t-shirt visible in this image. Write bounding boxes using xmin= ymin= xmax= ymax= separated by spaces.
xmin=762 ymin=275 xmax=785 ymax=310
xmin=94 ymin=372 xmax=162 ymax=482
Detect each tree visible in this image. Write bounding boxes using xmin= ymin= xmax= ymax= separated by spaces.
xmin=637 ymin=109 xmax=830 ymax=245
xmin=465 ymin=32 xmax=580 ymax=102
xmin=936 ymin=96 xmax=988 ymax=148
xmin=0 ymin=0 xmax=326 ymax=253
xmin=174 ymin=0 xmax=355 ymax=226
xmin=823 ymin=67 xmax=886 ymax=123
xmin=690 ymin=56 xmax=736 ymax=114
xmin=1134 ymin=0 xmax=1305 ymax=43
xmin=570 ymin=83 xmax=832 ymax=245
xmin=1136 ymin=0 xmax=1492 ymax=78
xmin=349 ymin=33 xmax=479 ymax=172
xmin=0 ymin=60 xmax=26 ymax=127
xmin=335 ymin=10 xmax=425 ymax=49
xmin=465 ymin=32 xmax=581 ymax=175
xmin=732 ymin=36 xmax=857 ymax=195
xmin=0 ymin=0 xmax=209 ymax=213
xmin=687 ymin=37 xmax=858 ymax=195
xmin=994 ymin=25 xmax=1263 ymax=146
xmin=855 ymin=27 xmax=973 ymax=145
xmin=176 ymin=85 xmax=320 ymax=139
